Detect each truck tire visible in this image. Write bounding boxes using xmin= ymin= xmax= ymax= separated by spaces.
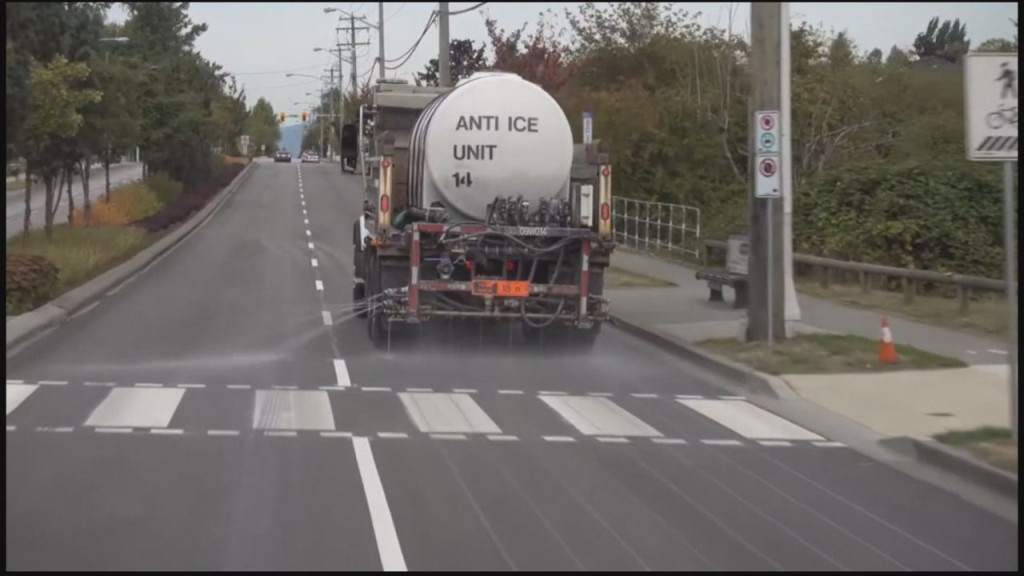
xmin=353 ymin=220 xmax=367 ymax=318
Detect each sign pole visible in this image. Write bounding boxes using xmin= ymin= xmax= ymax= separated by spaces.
xmin=1005 ymin=160 xmax=1018 ymax=442
xmin=583 ymin=111 xmax=593 ymax=145
xmin=767 ymin=196 xmax=774 ymax=347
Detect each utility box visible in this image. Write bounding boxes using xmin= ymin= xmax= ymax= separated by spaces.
xmin=726 ymin=234 xmax=749 ymax=276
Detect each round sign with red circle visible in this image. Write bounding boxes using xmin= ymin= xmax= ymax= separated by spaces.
xmin=760 ymin=114 xmax=775 ymax=131
xmin=758 ymin=157 xmax=777 ymax=178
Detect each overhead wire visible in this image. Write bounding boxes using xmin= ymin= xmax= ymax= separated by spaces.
xmin=385 ymin=10 xmax=438 ymax=69
xmin=447 ymin=2 xmax=488 ymax=16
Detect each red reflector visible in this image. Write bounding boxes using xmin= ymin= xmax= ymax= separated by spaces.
xmin=601 ymin=203 xmax=610 ymax=220
xmin=465 ymin=260 xmax=474 ymax=269
xmin=505 ymin=260 xmax=517 ymax=271
xmin=601 ymin=167 xmax=610 ymax=178
xmin=381 ymin=158 xmax=391 ymax=169
xmin=380 ymin=194 xmax=390 ymax=213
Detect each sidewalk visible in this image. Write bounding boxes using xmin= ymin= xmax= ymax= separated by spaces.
xmin=607 ymin=249 xmax=1014 ymax=441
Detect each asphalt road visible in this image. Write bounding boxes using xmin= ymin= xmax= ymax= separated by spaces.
xmin=5 ymin=162 xmax=143 ymax=239
xmin=5 ymin=160 xmax=1018 ymax=571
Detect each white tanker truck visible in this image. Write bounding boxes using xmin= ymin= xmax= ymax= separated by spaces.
xmin=352 ymin=72 xmax=614 ymax=347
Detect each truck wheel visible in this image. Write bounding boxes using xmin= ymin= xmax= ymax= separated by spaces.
xmin=353 ymin=221 xmax=367 ymax=318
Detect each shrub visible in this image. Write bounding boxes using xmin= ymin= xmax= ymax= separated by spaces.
xmin=130 ymin=162 xmax=246 ymax=233
xmin=6 ymin=254 xmax=59 ymax=315
xmin=73 ymin=182 xmax=163 ymax=227
xmin=147 ymin=172 xmax=184 ymax=205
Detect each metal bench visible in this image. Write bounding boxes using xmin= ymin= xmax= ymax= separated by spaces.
xmin=695 ymin=269 xmax=749 ymax=308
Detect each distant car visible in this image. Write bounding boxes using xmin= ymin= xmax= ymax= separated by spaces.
xmin=301 ymin=151 xmax=320 ymax=164
xmin=274 ymin=150 xmax=292 ymax=163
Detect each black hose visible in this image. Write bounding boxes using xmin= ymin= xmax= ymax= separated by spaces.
xmin=521 ymin=298 xmax=565 ymax=329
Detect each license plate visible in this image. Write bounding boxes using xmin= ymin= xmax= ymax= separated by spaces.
xmin=471 ymin=280 xmax=531 ymax=298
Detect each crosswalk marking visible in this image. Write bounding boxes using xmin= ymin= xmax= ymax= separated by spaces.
xmin=540 ymin=395 xmax=663 ymax=437
xmin=253 ymin=390 xmax=336 ymax=431
xmin=6 ymin=384 xmax=39 ymax=416
xmin=85 ymin=388 xmax=185 ymax=429
xmin=398 ymin=393 xmax=502 ymax=434
xmin=677 ymin=399 xmax=824 ymax=441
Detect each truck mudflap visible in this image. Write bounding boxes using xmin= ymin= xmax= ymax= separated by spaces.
xmin=371 ymin=222 xmax=611 ymax=328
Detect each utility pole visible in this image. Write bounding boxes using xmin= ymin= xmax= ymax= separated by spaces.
xmin=350 ymin=15 xmax=359 ymax=97
xmin=747 ymin=2 xmax=785 ymax=343
xmin=378 ymin=2 xmax=386 ymax=80
xmin=438 ymin=2 xmax=451 ymax=87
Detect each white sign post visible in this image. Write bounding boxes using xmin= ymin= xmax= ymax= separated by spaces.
xmin=755 ymin=110 xmax=781 ymax=346
xmin=583 ymin=111 xmax=593 ymax=144
xmin=965 ymin=52 xmax=1018 ymax=442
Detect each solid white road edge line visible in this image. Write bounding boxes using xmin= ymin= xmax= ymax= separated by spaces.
xmin=353 ymin=436 xmax=408 ymax=572
xmin=333 ymin=359 xmax=352 ymax=388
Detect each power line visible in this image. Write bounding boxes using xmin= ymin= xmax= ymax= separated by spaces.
xmin=231 ymin=64 xmax=325 ymax=76
xmin=448 ymin=2 xmax=488 ymax=16
xmin=386 ymin=11 xmax=438 ymax=69
xmin=385 ymin=3 xmax=407 ymax=22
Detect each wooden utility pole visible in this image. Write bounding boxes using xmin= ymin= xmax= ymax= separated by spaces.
xmin=747 ymin=2 xmax=786 ymax=343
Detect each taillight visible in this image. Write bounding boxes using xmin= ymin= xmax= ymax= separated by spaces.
xmin=380 ymin=194 xmax=390 ymax=214
xmin=600 ymin=203 xmax=610 ymax=221
xmin=597 ymin=164 xmax=612 ymax=239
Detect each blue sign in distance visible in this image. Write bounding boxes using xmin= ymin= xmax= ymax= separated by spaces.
xmin=759 ymin=132 xmax=777 ymax=152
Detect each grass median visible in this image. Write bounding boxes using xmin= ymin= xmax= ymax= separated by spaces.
xmin=934 ymin=427 xmax=1017 ymax=474
xmin=696 ymin=333 xmax=966 ymax=375
xmin=605 ymin=266 xmax=676 ymax=289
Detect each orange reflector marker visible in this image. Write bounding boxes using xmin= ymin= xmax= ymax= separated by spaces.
xmin=380 ymin=194 xmax=390 ymax=214
xmin=601 ymin=203 xmax=610 ymax=221
xmin=381 ymin=158 xmax=391 ymax=169
xmin=601 ymin=167 xmax=610 ymax=178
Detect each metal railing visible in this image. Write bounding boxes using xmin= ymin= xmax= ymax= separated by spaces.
xmin=704 ymin=239 xmax=1017 ymax=313
xmin=612 ymin=197 xmax=701 ymax=259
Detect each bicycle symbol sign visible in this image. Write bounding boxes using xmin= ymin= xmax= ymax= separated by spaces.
xmin=965 ymin=54 xmax=1017 ymax=161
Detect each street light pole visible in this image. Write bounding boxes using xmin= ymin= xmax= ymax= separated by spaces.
xmin=378 ymin=2 xmax=386 ymax=80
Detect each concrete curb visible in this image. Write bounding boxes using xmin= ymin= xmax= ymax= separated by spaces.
xmin=610 ymin=314 xmax=782 ymax=398
xmin=6 ymin=162 xmax=256 ymax=351
xmin=889 ymin=436 xmax=1018 ymax=499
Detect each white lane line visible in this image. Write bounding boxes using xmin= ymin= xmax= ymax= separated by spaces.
xmin=430 ymin=433 xmax=468 ymax=440
xmin=7 ymin=384 xmax=39 ymax=415
xmin=758 ymin=440 xmax=793 ymax=447
xmin=378 ymin=432 xmax=409 ymax=439
xmin=675 ymin=394 xmax=704 ymax=399
xmin=322 ymin=311 xmax=333 ymax=326
xmin=719 ymin=395 xmax=746 ymax=400
xmin=540 ymin=395 xmax=663 ymax=437
xmin=363 ymin=387 xmax=392 ymax=392
xmin=308 ymin=242 xmax=315 ymax=250
xmin=227 ymin=384 xmax=251 ymax=390
xmin=542 ymin=436 xmax=577 ymax=443
xmin=135 ymin=382 xmax=163 ymax=388
xmin=497 ymin=389 xmax=523 ymax=395
xmin=253 ymin=390 xmax=336 ymax=431
xmin=652 ymin=438 xmax=688 ymax=445
xmin=272 ymin=385 xmax=299 ymax=390
xmin=701 ymin=439 xmax=744 ymax=446
xmin=630 ymin=393 xmax=659 ymax=399
xmin=597 ymin=437 xmax=630 ymax=444
xmin=966 ymin=350 xmax=978 ymax=355
xmin=586 ymin=392 xmax=614 ymax=397
xmin=452 ymin=388 xmax=477 ymax=394
xmin=6 ymin=425 xmax=16 ymax=431
xmin=406 ymin=387 xmax=433 ymax=393
xmin=85 ymin=381 xmax=116 ymax=387
xmin=539 ymin=390 xmax=567 ymax=395
xmin=177 ymin=383 xmax=206 ymax=389
xmin=333 ymin=359 xmax=352 ymax=388
xmin=398 ymin=393 xmax=502 ymax=434
xmin=812 ymin=441 xmax=846 ymax=448
xmin=304 ymin=218 xmax=309 ymax=225
xmin=96 ymin=427 xmax=133 ymax=434
xmin=38 ymin=380 xmax=68 ymax=386
xmin=321 ymin=431 xmax=354 ymax=438
xmin=151 ymin=428 xmax=184 ymax=435
xmin=311 ymin=258 xmax=319 ymax=267
xmin=487 ymin=435 xmax=520 ymax=442
xmin=353 ymin=436 xmax=407 ymax=571
xmin=315 ymin=280 xmax=324 ymax=291
xmin=38 ymin=426 xmax=74 ymax=433
xmin=85 ymin=388 xmax=185 ymax=429
xmin=208 ymin=430 xmax=240 ymax=436
xmin=6 ymin=379 xmax=25 ymax=385
xmin=319 ymin=386 xmax=347 ymax=392
xmin=987 ymin=349 xmax=1008 ymax=355
xmin=265 ymin=431 xmax=298 ymax=437
xmin=306 ymin=229 xmax=312 ymax=237
xmin=677 ymin=399 xmax=825 ymax=441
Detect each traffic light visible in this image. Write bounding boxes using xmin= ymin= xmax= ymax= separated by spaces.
xmin=301 ymin=111 xmax=307 ymax=122
xmin=279 ymin=111 xmax=286 ymax=123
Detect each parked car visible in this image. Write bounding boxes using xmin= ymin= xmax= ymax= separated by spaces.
xmin=274 ymin=150 xmax=292 ymax=163
xmin=301 ymin=151 xmax=320 ymax=164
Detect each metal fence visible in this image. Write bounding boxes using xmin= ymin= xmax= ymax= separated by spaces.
xmin=612 ymin=197 xmax=702 ymax=259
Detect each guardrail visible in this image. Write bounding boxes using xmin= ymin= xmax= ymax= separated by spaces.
xmin=703 ymin=239 xmax=1016 ymax=313
xmin=612 ymin=197 xmax=701 ymax=260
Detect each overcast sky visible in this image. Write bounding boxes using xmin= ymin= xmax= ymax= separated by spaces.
xmin=107 ymin=2 xmax=1018 ymax=127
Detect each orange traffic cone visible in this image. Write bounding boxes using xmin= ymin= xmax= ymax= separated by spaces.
xmin=878 ymin=316 xmax=899 ymax=364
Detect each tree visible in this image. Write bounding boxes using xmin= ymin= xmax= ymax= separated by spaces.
xmin=245 ymin=98 xmax=280 ymax=156
xmin=976 ymin=38 xmax=1017 ymax=53
xmin=486 ymin=10 xmax=575 ymax=94
xmin=913 ymin=17 xmax=970 ymax=63
xmin=416 ymin=38 xmax=489 ymax=86
xmin=22 ymin=56 xmax=101 ymax=238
